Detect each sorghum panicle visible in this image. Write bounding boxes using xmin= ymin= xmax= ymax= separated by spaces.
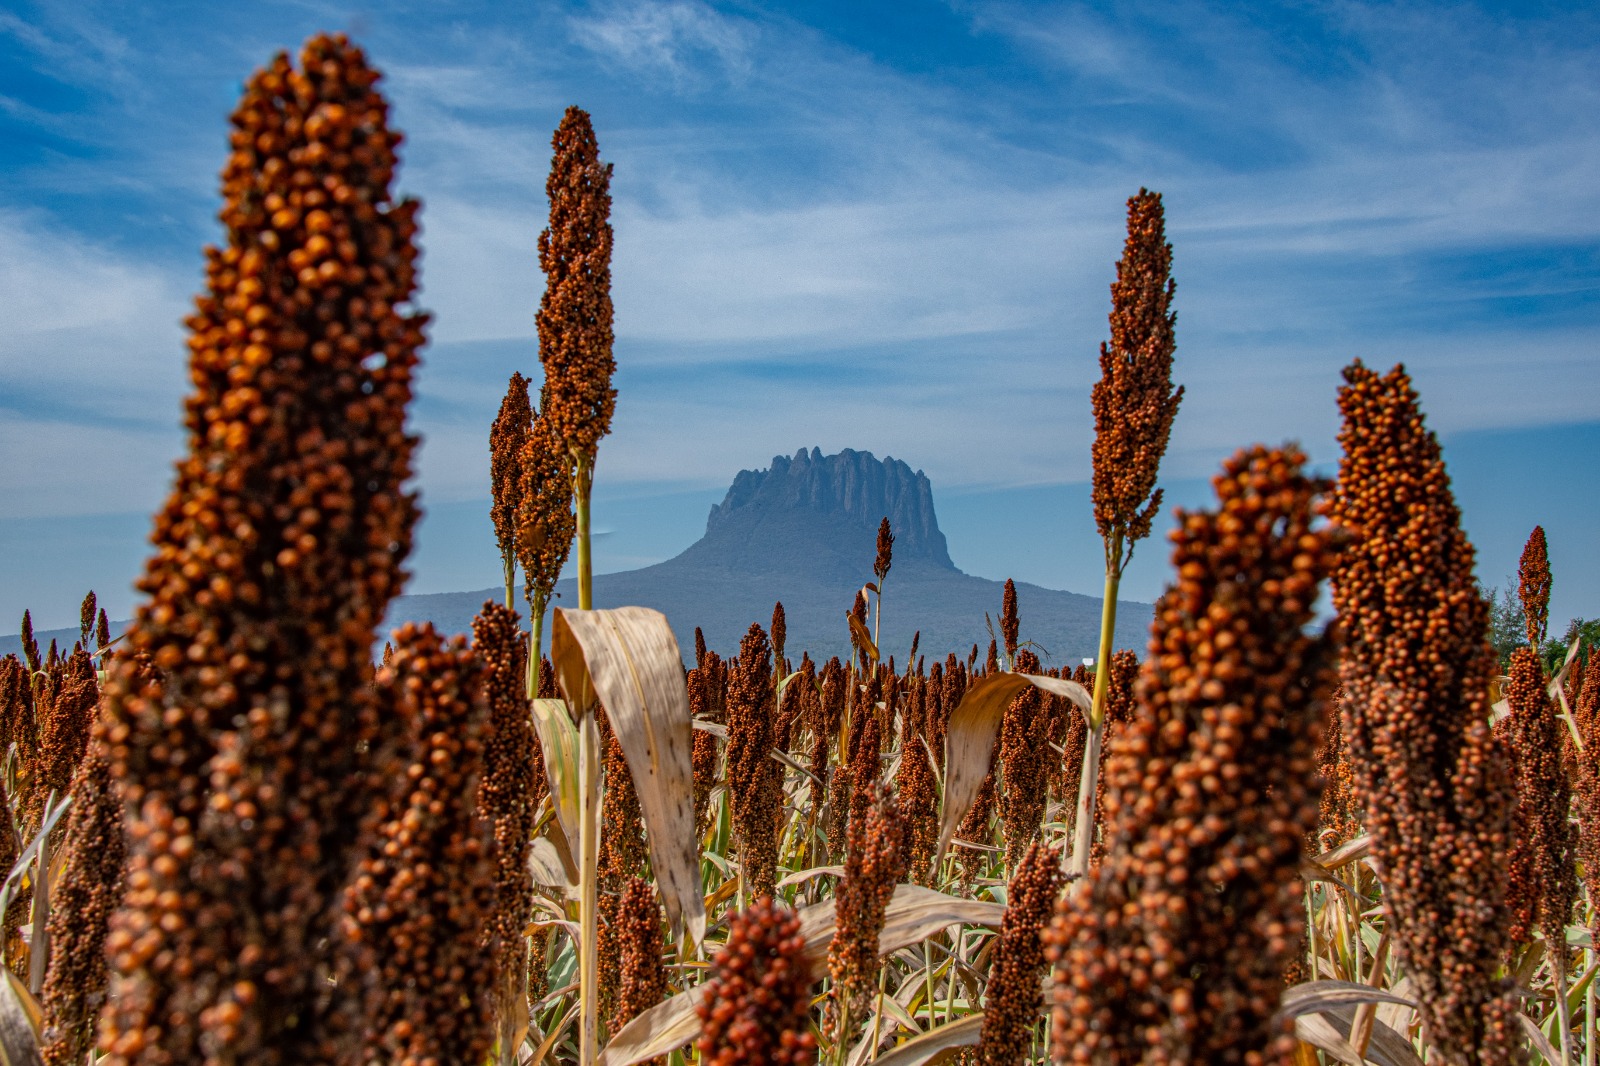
xmin=1502 ymin=646 xmax=1576 ymax=950
xmin=977 ymin=842 xmax=1064 ymax=1066
xmin=40 ymin=748 xmax=126 ymax=1066
xmin=21 ymin=611 xmax=40 ymax=674
xmin=96 ymin=34 xmax=426 ymax=1065
xmin=772 ymin=601 xmax=787 ymax=671
xmin=516 ymin=410 xmax=576 ymax=613
xmin=1090 ymin=189 xmax=1183 ymax=563
xmin=1048 ymin=445 xmax=1339 ymax=1065
xmin=78 ymin=591 xmax=97 ymax=649
xmin=826 ymin=782 xmax=907 ymax=1047
xmin=1000 ymin=649 xmax=1048 ymax=869
xmin=1574 ymin=650 xmax=1600 ymax=940
xmin=1088 ymin=650 xmax=1138 ymax=867
xmin=1000 ymin=579 xmax=1019 ymax=663
xmin=895 ymin=681 xmax=938 ymax=884
xmin=1518 ymin=525 xmax=1551 ymax=651
xmin=537 ymin=106 xmax=615 ymax=458
xmin=688 ymin=657 xmax=722 ymax=840
xmin=1314 ymin=687 xmax=1360 ymax=850
xmin=471 ymin=602 xmax=538 ymax=1027
xmin=727 ymin=625 xmax=781 ymax=901
xmin=696 ymin=899 xmax=816 ymax=1066
xmin=30 ymin=647 xmax=98 ymax=830
xmin=341 ymin=623 xmax=495 ymax=1066
xmin=490 ymin=373 xmax=532 ymax=584
xmin=874 ymin=518 xmax=894 ymax=585
xmin=1329 ymin=361 xmax=1518 ymax=1066
xmin=611 ymin=877 xmax=668 ymax=1043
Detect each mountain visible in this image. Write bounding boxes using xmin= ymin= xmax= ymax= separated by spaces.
xmin=390 ymin=447 xmax=1153 ymax=669
xmin=1 ymin=448 xmax=1154 ymax=669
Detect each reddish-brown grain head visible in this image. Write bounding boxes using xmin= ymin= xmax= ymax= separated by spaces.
xmin=1048 ymin=444 xmax=1339 ymax=1065
xmin=1518 ymin=525 xmax=1552 ymax=651
xmin=97 ymin=34 xmax=426 ymax=1065
xmin=490 ymin=373 xmax=532 ymax=566
xmin=696 ymin=899 xmax=816 ymax=1066
xmin=1328 ymin=360 xmax=1518 ymax=1066
xmin=1090 ymin=189 xmax=1184 ymax=560
xmin=537 ymin=106 xmax=615 ymax=459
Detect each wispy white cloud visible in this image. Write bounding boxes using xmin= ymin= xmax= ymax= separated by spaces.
xmin=568 ymin=0 xmax=756 ymax=89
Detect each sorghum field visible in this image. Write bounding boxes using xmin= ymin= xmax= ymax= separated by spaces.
xmin=4 ymin=32 xmax=1596 ymax=1066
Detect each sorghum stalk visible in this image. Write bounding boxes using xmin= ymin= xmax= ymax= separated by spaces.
xmin=39 ymin=748 xmax=124 ymax=1066
xmin=1330 ymin=361 xmax=1518 ymax=1066
xmin=873 ymin=517 xmax=893 ymax=650
xmin=537 ymin=103 xmax=614 ymax=1066
xmin=977 ymin=841 xmax=1064 ymax=1066
xmin=1048 ymin=444 xmax=1338 ymax=1064
xmin=1073 ymin=188 xmax=1183 ymax=878
xmin=97 ymin=34 xmax=426 ymax=1064
xmin=516 ymin=408 xmax=575 ymax=697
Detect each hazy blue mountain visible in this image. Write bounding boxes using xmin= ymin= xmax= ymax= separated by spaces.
xmin=389 ymin=447 xmax=1153 ymax=669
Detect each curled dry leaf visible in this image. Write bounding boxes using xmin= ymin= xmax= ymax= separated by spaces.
xmin=1293 ymin=1005 xmax=1423 ymax=1066
xmin=599 ymin=885 xmax=1005 ymax=1066
xmin=1277 ymin=979 xmax=1417 ymax=1019
xmin=935 ymin=672 xmax=1091 ymax=861
xmin=551 ymin=606 xmax=707 ymax=947
xmin=0 ymin=969 xmax=41 ymax=1066
xmin=530 ymin=697 xmax=581 ymax=870
xmin=849 ymin=611 xmax=880 ymax=664
xmin=870 ymin=1014 xmax=985 ymax=1066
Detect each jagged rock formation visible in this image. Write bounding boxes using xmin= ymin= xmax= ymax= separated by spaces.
xmin=706 ymin=448 xmax=952 ymax=571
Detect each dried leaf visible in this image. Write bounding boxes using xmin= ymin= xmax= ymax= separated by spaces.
xmin=530 ymin=698 xmax=581 ymax=860
xmin=527 ymin=836 xmax=576 ymax=892
xmin=1294 ymin=1007 xmax=1423 ymax=1066
xmin=1017 ymin=673 xmax=1093 ymax=718
xmin=849 ymin=612 xmax=880 ymax=664
xmin=598 ymin=986 xmax=707 ymax=1066
xmin=0 ymin=971 xmax=40 ymax=1066
xmin=776 ymin=865 xmax=844 ymax=888
xmin=1278 ymin=979 xmax=1416 ymax=1018
xmin=936 ymin=672 xmax=1034 ymax=861
xmin=871 ymin=1015 xmax=985 ymax=1066
xmin=552 ymin=606 xmax=706 ymax=948
xmin=1520 ymin=1012 xmax=1560 ymax=1066
xmin=798 ymin=884 xmax=1006 ymax=973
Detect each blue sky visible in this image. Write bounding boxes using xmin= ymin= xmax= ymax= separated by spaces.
xmin=1 ymin=0 xmax=1596 ymax=633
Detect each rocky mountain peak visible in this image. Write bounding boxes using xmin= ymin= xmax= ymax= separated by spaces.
xmin=705 ymin=447 xmax=954 ymax=569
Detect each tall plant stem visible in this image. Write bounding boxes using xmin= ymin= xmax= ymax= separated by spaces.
xmin=526 ymin=590 xmax=547 ymax=700
xmin=577 ymin=705 xmax=601 ymax=1066
xmin=1070 ymin=546 xmax=1122 ymax=877
xmin=503 ymin=552 xmax=516 ymax=610
xmin=573 ymin=447 xmax=600 ymax=1066
xmin=574 ymin=452 xmax=595 ymax=611
xmin=1555 ymin=938 xmax=1573 ymax=1066
xmin=1584 ymin=903 xmax=1594 ymax=1066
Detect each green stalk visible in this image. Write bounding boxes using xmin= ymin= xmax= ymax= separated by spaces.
xmin=575 ymin=452 xmax=594 ymax=611
xmin=577 ymin=705 xmax=602 ymax=1066
xmin=526 ymin=590 xmax=547 ymax=701
xmin=503 ymin=552 xmax=516 ymax=610
xmin=1584 ymin=902 xmax=1594 ymax=1066
xmin=573 ymin=448 xmax=600 ymax=1066
xmin=1070 ymin=542 xmax=1121 ymax=878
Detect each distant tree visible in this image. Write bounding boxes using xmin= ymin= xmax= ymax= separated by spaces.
xmin=1547 ymin=617 xmax=1600 ymax=676
xmin=1482 ymin=579 xmax=1528 ymax=668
